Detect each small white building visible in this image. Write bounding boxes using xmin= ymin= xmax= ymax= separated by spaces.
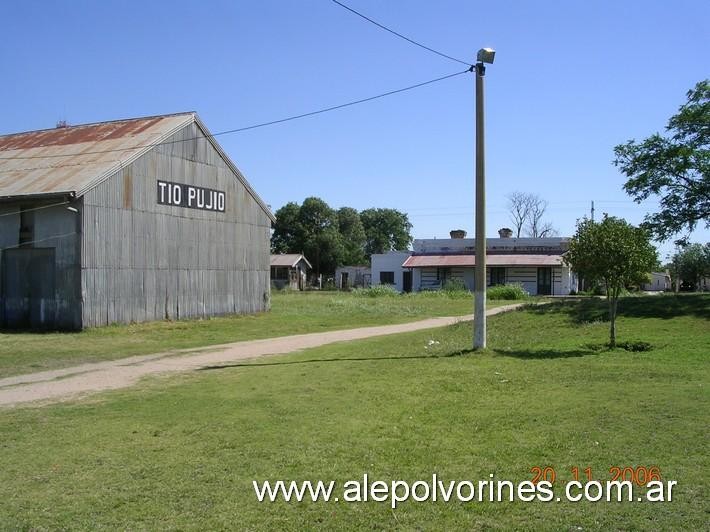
xmin=372 ymin=229 xmax=578 ymax=296
xmin=371 ymin=251 xmax=414 ymax=292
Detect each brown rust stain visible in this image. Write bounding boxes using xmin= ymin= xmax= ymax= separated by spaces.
xmin=123 ymin=169 xmax=133 ymax=209
xmin=0 ymin=117 xmax=166 ymax=151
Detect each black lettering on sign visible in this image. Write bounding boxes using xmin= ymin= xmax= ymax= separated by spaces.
xmin=157 ymin=180 xmax=226 ymax=212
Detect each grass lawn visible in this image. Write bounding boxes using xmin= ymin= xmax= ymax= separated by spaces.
xmin=0 ymin=291 xmax=520 ymax=379
xmin=0 ymin=294 xmax=707 ymax=529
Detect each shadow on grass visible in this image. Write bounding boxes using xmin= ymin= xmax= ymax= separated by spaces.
xmin=492 ymin=347 xmax=599 ymax=360
xmin=198 ymin=349 xmax=476 ymax=371
xmin=520 ymin=294 xmax=709 ymax=324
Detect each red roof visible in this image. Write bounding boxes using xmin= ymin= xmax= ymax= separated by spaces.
xmin=401 ymin=254 xmax=564 ymax=268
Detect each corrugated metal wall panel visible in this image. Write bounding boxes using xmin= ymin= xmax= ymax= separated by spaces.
xmin=81 ymin=122 xmax=271 ymax=327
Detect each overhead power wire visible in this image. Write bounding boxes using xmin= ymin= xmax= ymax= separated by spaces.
xmin=330 ymin=0 xmax=471 ymax=67
xmin=0 ymin=69 xmax=470 ymax=163
xmin=0 ymin=200 xmax=71 ymax=218
xmin=0 ymin=231 xmax=76 ymax=252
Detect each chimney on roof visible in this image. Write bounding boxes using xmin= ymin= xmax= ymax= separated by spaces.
xmin=449 ymin=229 xmax=467 ymax=239
xmin=56 ymin=120 xmax=68 ymax=128
xmin=498 ymin=227 xmax=513 ymax=238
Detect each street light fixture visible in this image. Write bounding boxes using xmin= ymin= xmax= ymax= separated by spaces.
xmin=477 ymin=48 xmax=496 ymax=65
xmin=474 ymin=47 xmax=495 ymax=349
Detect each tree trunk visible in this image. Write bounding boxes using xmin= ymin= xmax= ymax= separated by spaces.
xmin=609 ymin=293 xmax=618 ymax=348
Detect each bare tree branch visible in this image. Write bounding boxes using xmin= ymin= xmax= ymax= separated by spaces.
xmin=526 ymin=196 xmax=549 ymax=237
xmin=507 ymin=191 xmax=559 ymax=238
xmin=506 ymin=191 xmax=533 ymax=238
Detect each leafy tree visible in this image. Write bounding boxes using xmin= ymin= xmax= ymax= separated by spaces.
xmin=271 ymin=200 xmax=413 ymax=273
xmin=506 ymin=191 xmax=558 ymax=238
xmin=271 ymin=202 xmax=302 ymax=254
xmin=336 ymin=207 xmax=367 ymax=265
xmin=360 ymin=208 xmax=413 ymax=257
xmin=297 ymin=197 xmax=343 ymax=277
xmin=270 ymin=198 xmax=343 ymax=276
xmin=669 ymin=243 xmax=710 ymax=291
xmin=564 ymin=215 xmax=658 ymax=347
xmin=614 ymin=80 xmax=710 ymax=242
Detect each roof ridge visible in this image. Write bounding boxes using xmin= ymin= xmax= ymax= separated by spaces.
xmin=0 ymin=111 xmax=197 ymax=139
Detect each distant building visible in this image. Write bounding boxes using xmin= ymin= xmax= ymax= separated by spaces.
xmin=0 ymin=113 xmax=275 ymax=329
xmin=372 ymin=229 xmax=578 ymax=296
xmin=641 ymin=271 xmax=670 ymax=292
xmin=371 ymin=251 xmax=414 ymax=292
xmin=335 ymin=265 xmax=371 ymax=290
xmin=270 ymin=254 xmax=311 ymax=290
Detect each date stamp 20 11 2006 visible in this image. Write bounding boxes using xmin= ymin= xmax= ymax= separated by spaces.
xmin=530 ymin=466 xmax=662 ymax=486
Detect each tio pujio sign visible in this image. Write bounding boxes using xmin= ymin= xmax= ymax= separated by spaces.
xmin=157 ymin=180 xmax=225 ymax=212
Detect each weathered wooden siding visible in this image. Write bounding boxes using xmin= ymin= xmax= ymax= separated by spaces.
xmin=0 ymin=202 xmax=81 ymax=329
xmin=505 ymin=267 xmax=564 ymax=295
xmin=413 ymin=266 xmax=570 ymax=295
xmin=81 ymin=121 xmax=271 ymax=327
xmin=420 ymin=267 xmax=439 ymax=289
xmin=418 ymin=267 xmax=471 ymax=290
xmin=506 ymin=268 xmax=538 ymax=295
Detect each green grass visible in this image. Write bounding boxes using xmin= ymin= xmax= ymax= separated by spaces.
xmin=0 ymin=294 xmax=707 ymax=529
xmin=0 ymin=292 xmax=520 ymax=379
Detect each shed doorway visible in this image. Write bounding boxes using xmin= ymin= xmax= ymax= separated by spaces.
xmin=1 ymin=248 xmax=56 ymax=329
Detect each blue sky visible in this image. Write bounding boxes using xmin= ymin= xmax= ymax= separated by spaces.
xmin=1 ymin=0 xmax=708 ymax=261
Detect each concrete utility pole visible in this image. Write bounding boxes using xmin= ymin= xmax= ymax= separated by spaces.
xmin=474 ymin=48 xmax=495 ymax=350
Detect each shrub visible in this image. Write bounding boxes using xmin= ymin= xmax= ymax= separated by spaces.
xmin=321 ymin=279 xmax=337 ymax=291
xmin=351 ymin=285 xmax=400 ymax=298
xmin=487 ymin=283 xmax=529 ymax=300
xmin=442 ymin=279 xmax=470 ymax=295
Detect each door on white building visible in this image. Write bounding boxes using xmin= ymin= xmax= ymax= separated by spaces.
xmin=537 ymin=267 xmax=552 ymax=295
xmin=403 ymin=271 xmax=412 ymax=292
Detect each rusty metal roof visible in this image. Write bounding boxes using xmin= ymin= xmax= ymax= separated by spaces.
xmin=403 ymin=255 xmax=475 ymax=267
xmin=0 ymin=113 xmax=194 ymax=198
xmin=270 ymin=254 xmax=312 ymax=269
xmin=0 ymin=113 xmax=276 ymax=222
xmin=401 ymin=254 xmax=564 ymax=268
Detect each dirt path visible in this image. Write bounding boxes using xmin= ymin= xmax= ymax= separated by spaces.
xmin=0 ymin=304 xmax=525 ymax=408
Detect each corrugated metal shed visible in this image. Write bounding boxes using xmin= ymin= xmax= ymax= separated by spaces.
xmin=0 ymin=113 xmax=277 ymax=329
xmin=0 ymin=113 xmax=275 ymax=222
xmin=402 ymin=254 xmax=564 ymax=268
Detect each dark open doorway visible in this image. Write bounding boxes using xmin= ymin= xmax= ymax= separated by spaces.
xmin=2 ymin=248 xmax=56 ymax=329
xmin=403 ymin=270 xmax=412 ymax=292
xmin=537 ymin=267 xmax=552 ymax=296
